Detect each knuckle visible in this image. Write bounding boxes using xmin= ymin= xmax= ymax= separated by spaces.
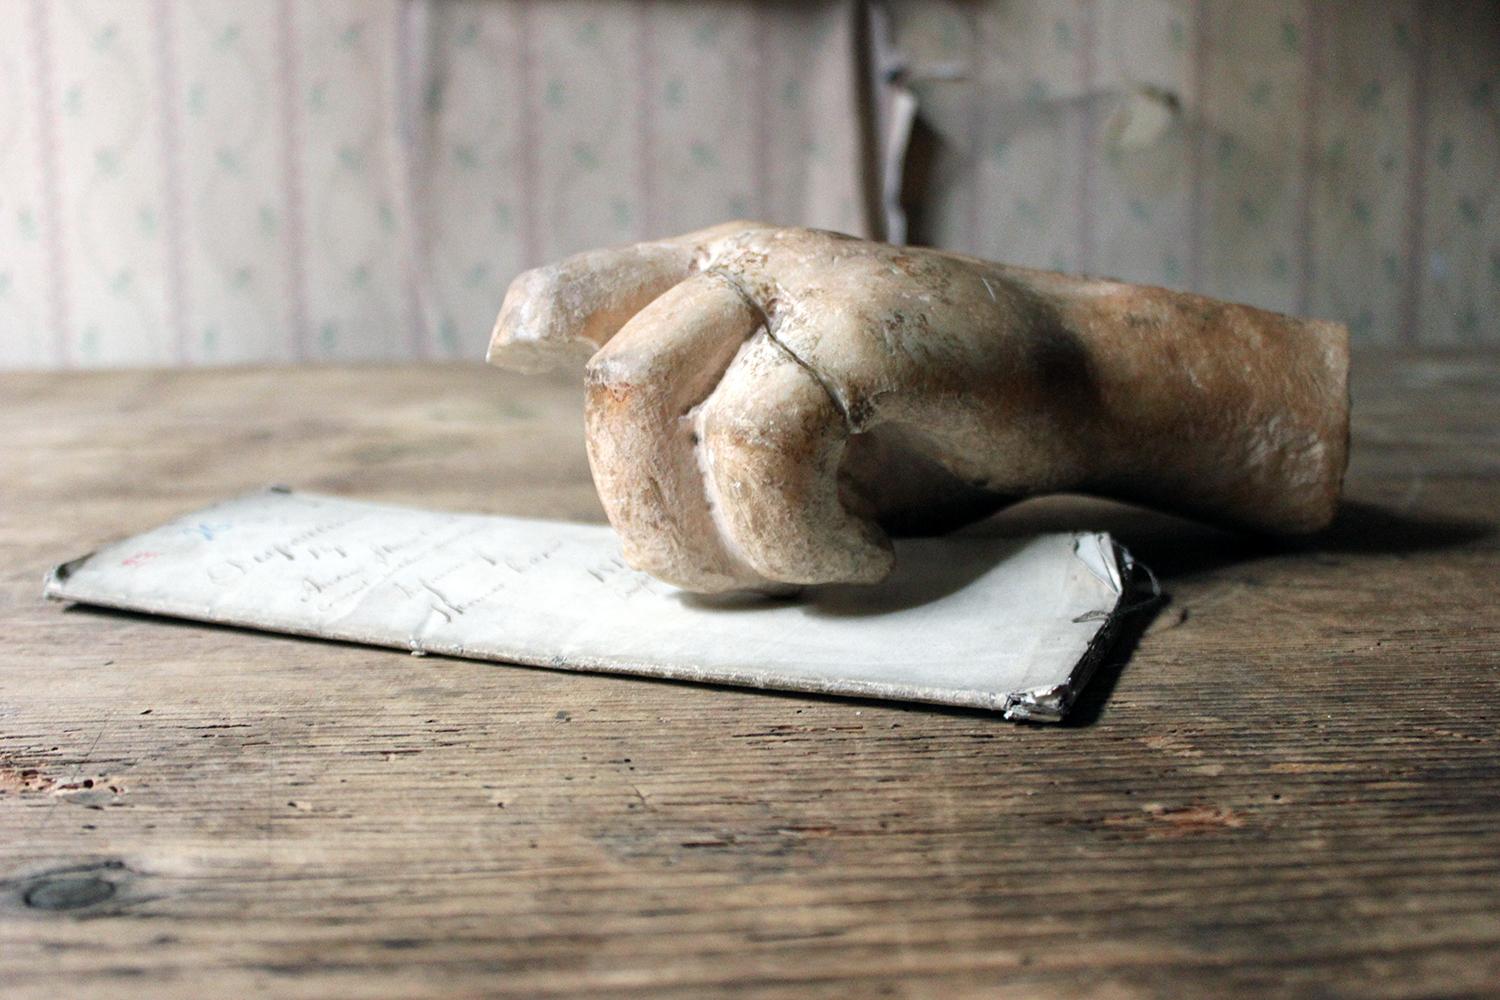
xmin=584 ymin=352 xmax=645 ymax=398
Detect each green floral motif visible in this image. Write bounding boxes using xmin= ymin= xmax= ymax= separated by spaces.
xmin=231 ymin=266 xmax=253 ymax=289
xmin=663 ymin=78 xmax=684 ymax=107
xmin=63 ymin=86 xmax=82 ymax=116
xmin=308 ymin=82 xmax=327 ymax=112
xmin=18 ymin=209 xmax=37 ymax=240
xmin=781 ymin=80 xmax=801 ymax=108
xmin=80 ymin=325 xmax=100 ymax=357
xmin=693 ymin=18 xmax=723 ymax=47
xmin=1280 ymin=19 xmax=1299 ymax=52
xmin=1351 ymin=198 xmax=1371 ymax=225
xmin=1216 ymin=135 xmax=1237 ymax=166
xmin=319 ymin=321 xmax=338 ymax=350
xmin=1435 ymin=136 xmax=1454 ymax=169
xmin=572 ymin=143 xmax=598 ymax=169
xmin=1357 ymin=80 xmax=1382 ymax=111
xmin=990 ymin=138 xmax=1008 ymax=162
xmin=378 ymin=202 xmax=396 ymax=233
xmin=1237 ymin=198 xmax=1263 ymax=225
xmin=456 ymin=22 xmax=478 ymax=46
xmin=464 ymin=262 xmax=489 ymax=288
xmin=1458 ymin=197 xmax=1480 ymax=225
xmin=611 ymin=199 xmax=632 ymax=230
xmin=1128 ymin=199 xmax=1150 ymax=222
xmin=689 ymin=142 xmax=717 ymax=168
xmin=452 ymin=143 xmax=478 ymax=168
xmin=215 ymin=24 xmax=240 ymax=50
xmin=0 ymin=272 xmax=10 ymax=297
xmin=202 ymin=325 xmax=219 ymax=353
xmin=337 ymin=146 xmax=364 ymax=172
xmin=1162 ymin=254 xmax=1181 ymax=283
xmin=1383 ymin=254 xmax=1401 ymax=283
xmin=138 ymin=205 xmax=157 ymax=236
xmin=1014 ymin=198 xmax=1041 ymax=226
xmin=1248 ymin=80 xmax=1272 ymax=106
xmin=216 ymin=147 xmax=241 ymax=173
xmin=493 ymin=202 xmax=514 ymax=233
xmin=440 ymin=316 xmax=460 ymax=352
xmin=939 ymin=16 xmax=962 ymax=57
xmin=1393 ymin=19 xmax=1412 ymax=50
xmin=1168 ymin=18 xmax=1185 ymax=51
xmin=259 ymin=205 xmax=278 ymax=235
xmin=546 ymin=80 xmax=566 ymax=108
xmin=1350 ymin=309 xmax=1373 ymax=338
xmin=1053 ymin=19 xmax=1073 ymax=50
xmin=339 ymin=22 xmax=363 ymax=48
xmin=111 ymin=269 xmax=133 ymax=295
xmin=93 ymin=23 xmax=118 ymax=51
xmin=1470 ymin=81 xmax=1493 ymax=108
xmin=575 ymin=21 xmax=600 ymax=45
xmin=1269 ymin=252 xmax=1288 ymax=280
xmin=1457 ymin=305 xmax=1478 ymax=337
xmin=350 ymin=264 xmax=370 ymax=288
xmin=188 ymin=82 xmax=206 ymax=115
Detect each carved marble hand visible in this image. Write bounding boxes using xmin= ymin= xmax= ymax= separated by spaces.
xmin=489 ymin=222 xmax=1349 ymax=593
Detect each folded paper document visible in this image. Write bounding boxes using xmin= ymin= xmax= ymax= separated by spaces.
xmin=45 ymin=489 xmax=1130 ymax=721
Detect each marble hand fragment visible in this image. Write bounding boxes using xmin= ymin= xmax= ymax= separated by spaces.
xmin=489 ymin=222 xmax=1349 ymax=593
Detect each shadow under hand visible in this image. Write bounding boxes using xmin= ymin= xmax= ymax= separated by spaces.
xmin=1312 ymin=499 xmax=1494 ymax=555
xmin=674 ymin=493 xmax=1488 ymax=723
xmin=808 ymin=536 xmax=1032 ymax=617
xmin=981 ymin=494 xmax=1495 ymax=583
xmin=678 ymin=534 xmax=1023 ymax=617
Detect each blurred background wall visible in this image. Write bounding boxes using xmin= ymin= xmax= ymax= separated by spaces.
xmin=0 ymin=0 xmax=1495 ymax=370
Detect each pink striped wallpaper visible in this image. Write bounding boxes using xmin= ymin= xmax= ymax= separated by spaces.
xmin=0 ymin=0 xmax=1494 ymax=369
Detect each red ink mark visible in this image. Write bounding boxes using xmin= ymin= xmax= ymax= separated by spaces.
xmin=122 ymin=551 xmax=160 ymax=568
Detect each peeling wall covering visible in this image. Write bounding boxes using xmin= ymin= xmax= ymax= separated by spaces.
xmin=889 ymin=0 xmax=1499 ymax=348
xmin=0 ymin=0 xmax=1495 ymax=369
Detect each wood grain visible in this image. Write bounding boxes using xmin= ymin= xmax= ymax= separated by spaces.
xmin=2 ymin=353 xmax=1497 ymax=998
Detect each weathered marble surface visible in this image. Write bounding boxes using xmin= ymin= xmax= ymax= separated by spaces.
xmin=490 ymin=222 xmax=1349 ymax=593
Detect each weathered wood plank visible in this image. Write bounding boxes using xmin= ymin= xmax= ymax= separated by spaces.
xmin=2 ymin=352 xmax=1498 ymax=998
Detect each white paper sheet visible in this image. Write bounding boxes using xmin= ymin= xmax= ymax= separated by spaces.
xmin=44 ymin=489 xmax=1129 ymax=721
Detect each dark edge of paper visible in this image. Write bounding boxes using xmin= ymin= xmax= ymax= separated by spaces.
xmin=1001 ymin=540 xmax=1135 ymax=723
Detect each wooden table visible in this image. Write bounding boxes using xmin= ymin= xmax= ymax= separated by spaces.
xmin=3 ymin=353 xmax=1497 ymax=998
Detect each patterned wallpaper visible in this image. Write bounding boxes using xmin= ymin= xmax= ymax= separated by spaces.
xmin=890 ymin=0 xmax=1499 ymax=347
xmin=0 ymin=0 xmax=866 ymax=368
xmin=0 ymin=0 xmax=1496 ymax=370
